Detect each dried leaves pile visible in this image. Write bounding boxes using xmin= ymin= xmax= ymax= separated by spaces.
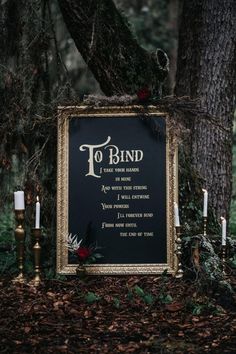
xmin=0 ymin=274 xmax=236 ymax=353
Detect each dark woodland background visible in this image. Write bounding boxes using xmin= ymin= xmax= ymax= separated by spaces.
xmin=0 ymin=0 xmax=235 ymax=276
xmin=1 ymin=2 xmax=236 ymax=353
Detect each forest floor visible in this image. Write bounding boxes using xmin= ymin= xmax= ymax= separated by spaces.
xmin=0 ymin=274 xmax=236 ymax=354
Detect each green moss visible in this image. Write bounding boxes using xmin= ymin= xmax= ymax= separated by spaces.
xmin=179 ymin=146 xmax=219 ymax=236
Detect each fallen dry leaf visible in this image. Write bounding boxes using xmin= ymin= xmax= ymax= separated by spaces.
xmin=0 ymin=275 xmax=235 ymax=353
xmin=165 ymin=302 xmax=184 ymax=312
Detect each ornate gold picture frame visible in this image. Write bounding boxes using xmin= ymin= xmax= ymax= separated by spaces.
xmin=57 ymin=105 xmax=178 ymax=275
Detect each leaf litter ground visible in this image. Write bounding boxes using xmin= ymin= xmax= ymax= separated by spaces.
xmin=0 ymin=274 xmax=236 ymax=353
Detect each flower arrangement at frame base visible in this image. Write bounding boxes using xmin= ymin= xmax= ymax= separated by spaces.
xmin=67 ymin=233 xmax=103 ymax=277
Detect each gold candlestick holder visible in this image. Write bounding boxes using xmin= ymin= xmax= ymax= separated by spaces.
xmin=13 ymin=209 xmax=26 ymax=283
xmin=221 ymin=244 xmax=227 ymax=277
xmin=175 ymin=226 xmax=183 ymax=278
xmin=203 ymin=216 xmax=207 ymax=236
xmin=31 ymin=228 xmax=42 ymax=286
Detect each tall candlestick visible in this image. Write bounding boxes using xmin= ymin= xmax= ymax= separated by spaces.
xmin=35 ymin=196 xmax=40 ymax=229
xmin=13 ymin=209 xmax=26 ymax=283
xmin=14 ymin=191 xmax=25 ymax=210
xmin=202 ymin=189 xmax=208 ymax=217
xmin=31 ymin=228 xmax=42 ymax=286
xmin=175 ymin=226 xmax=183 ymax=278
xmin=221 ymin=217 xmax=226 ymax=246
xmin=174 ymin=202 xmax=180 ymax=227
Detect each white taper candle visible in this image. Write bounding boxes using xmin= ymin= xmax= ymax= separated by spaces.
xmin=35 ymin=196 xmax=40 ymax=229
xmin=220 ymin=217 xmax=227 ymax=246
xmin=174 ymin=202 xmax=180 ymax=227
xmin=202 ymin=189 xmax=208 ymax=217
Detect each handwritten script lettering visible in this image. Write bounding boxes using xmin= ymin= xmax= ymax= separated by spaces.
xmin=79 ymin=136 xmax=144 ymax=178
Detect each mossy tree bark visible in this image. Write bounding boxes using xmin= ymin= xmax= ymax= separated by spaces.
xmin=175 ymin=0 xmax=236 ymax=219
xmin=58 ymin=0 xmax=236 ymax=219
xmin=58 ymin=0 xmax=169 ymax=95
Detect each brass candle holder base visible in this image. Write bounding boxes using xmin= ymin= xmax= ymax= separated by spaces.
xmin=175 ymin=226 xmax=183 ymax=279
xmin=12 ymin=273 xmax=26 ymax=284
xmin=30 ymin=228 xmax=42 ymax=287
xmin=203 ymin=216 xmax=207 ymax=236
xmin=221 ymin=244 xmax=228 ymax=278
xmin=76 ymin=264 xmax=87 ymax=278
xmin=13 ymin=209 xmax=26 ymax=284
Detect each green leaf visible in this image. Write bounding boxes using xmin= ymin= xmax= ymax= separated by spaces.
xmin=182 ymin=236 xmax=191 ymax=243
xmin=134 ymin=285 xmax=145 ymax=297
xmin=127 ymin=289 xmax=133 ymax=302
xmin=192 ymin=304 xmax=203 ymax=315
xmin=159 ymin=294 xmax=173 ymax=304
xmin=229 ymin=255 xmax=236 ymax=268
xmin=85 ymin=292 xmax=100 ymax=304
xmin=113 ymin=297 xmax=120 ymax=309
xmin=143 ymin=294 xmax=154 ymax=305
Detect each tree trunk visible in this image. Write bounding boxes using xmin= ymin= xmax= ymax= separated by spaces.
xmin=58 ymin=0 xmax=169 ymax=95
xmin=167 ymin=0 xmax=178 ymax=94
xmin=175 ymin=0 xmax=236 ymax=219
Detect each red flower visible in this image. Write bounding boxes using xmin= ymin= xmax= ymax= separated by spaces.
xmin=76 ymin=247 xmax=91 ymax=261
xmin=137 ymin=87 xmax=151 ymax=102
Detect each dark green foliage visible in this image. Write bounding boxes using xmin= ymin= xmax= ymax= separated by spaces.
xmin=188 ymin=300 xmax=223 ymax=316
xmin=133 ymin=285 xmax=155 ymax=305
xmin=127 ymin=287 xmax=134 ymax=302
xmin=0 ymin=210 xmax=16 ymax=275
xmin=0 ymin=0 xmax=171 ymax=276
xmin=229 ymin=254 xmax=236 ymax=268
xmin=0 ymin=0 xmax=73 ymax=276
xmin=117 ymin=0 xmax=174 ymax=54
xmin=133 ymin=285 xmax=154 ymax=304
xmin=85 ymin=292 xmax=101 ymax=304
xmin=131 ymin=284 xmax=173 ymax=306
xmin=179 ymin=145 xmax=219 ymax=236
xmin=158 ymin=293 xmax=173 ymax=304
xmin=113 ymin=297 xmax=120 ymax=309
xmin=134 ymin=285 xmax=145 ymax=297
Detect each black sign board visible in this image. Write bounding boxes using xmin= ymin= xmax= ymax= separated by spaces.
xmin=57 ymin=106 xmax=177 ymax=275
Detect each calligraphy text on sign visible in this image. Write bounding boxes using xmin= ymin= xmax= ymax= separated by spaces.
xmin=79 ymin=136 xmax=144 ymax=178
